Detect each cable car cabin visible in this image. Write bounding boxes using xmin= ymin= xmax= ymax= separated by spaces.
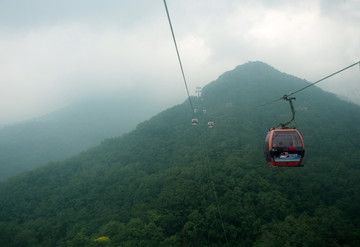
xmin=207 ymin=121 xmax=215 ymax=128
xmin=191 ymin=118 xmax=199 ymax=126
xmin=264 ymin=128 xmax=305 ymax=167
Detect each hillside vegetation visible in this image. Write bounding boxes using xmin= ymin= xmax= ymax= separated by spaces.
xmin=0 ymin=61 xmax=359 ymax=246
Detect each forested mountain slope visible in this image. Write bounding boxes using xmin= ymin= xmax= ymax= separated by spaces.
xmin=0 ymin=96 xmax=163 ymax=181
xmin=0 ymin=61 xmax=359 ymax=247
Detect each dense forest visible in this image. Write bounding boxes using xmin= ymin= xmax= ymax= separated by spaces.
xmin=0 ymin=61 xmax=359 ymax=246
xmin=0 ymin=96 xmax=163 ymax=181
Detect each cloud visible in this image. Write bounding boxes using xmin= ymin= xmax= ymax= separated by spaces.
xmin=0 ymin=22 xmax=184 ymax=124
xmin=0 ymin=0 xmax=359 ymax=125
xmin=0 ymin=0 xmax=161 ymax=31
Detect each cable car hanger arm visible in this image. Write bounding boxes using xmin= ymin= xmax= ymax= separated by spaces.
xmin=279 ymin=96 xmax=296 ymax=128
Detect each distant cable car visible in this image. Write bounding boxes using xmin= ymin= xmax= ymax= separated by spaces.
xmin=203 ymin=109 xmax=207 ymax=114
xmin=207 ymin=121 xmax=215 ymax=128
xmin=264 ymin=128 xmax=305 ymax=167
xmin=191 ymin=118 xmax=199 ymax=126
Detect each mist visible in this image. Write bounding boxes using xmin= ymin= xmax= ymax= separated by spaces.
xmin=0 ymin=0 xmax=359 ymax=126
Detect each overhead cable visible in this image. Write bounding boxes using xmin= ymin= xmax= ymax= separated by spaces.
xmin=252 ymin=61 xmax=360 ymax=109
xmin=287 ymin=61 xmax=360 ymax=97
xmin=163 ymin=0 xmax=195 ymax=113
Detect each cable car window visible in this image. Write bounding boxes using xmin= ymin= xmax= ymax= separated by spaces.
xmin=272 ymin=131 xmax=302 ymax=149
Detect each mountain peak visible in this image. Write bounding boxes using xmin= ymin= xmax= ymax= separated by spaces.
xmin=224 ymin=61 xmax=283 ymax=79
xmin=202 ymin=61 xmax=304 ymax=108
xmin=235 ymin=60 xmax=276 ymax=70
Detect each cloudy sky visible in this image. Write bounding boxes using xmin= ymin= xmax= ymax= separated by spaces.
xmin=0 ymin=0 xmax=359 ymax=126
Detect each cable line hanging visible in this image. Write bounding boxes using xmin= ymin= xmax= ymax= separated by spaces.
xmin=287 ymin=61 xmax=360 ymax=98
xmin=253 ymin=61 xmax=360 ymax=109
xmin=163 ymin=2 xmax=229 ymax=244
xmin=201 ymin=136 xmax=230 ymax=246
xmin=163 ymin=0 xmax=195 ymax=113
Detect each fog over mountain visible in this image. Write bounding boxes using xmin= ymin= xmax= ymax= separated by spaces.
xmin=0 ymin=61 xmax=359 ymax=246
xmin=0 ymin=95 xmax=168 ymax=181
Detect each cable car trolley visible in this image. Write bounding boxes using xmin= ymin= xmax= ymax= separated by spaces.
xmin=264 ymin=95 xmax=305 ymax=167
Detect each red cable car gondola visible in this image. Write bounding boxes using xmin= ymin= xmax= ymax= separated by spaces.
xmin=264 ymin=128 xmax=305 ymax=167
xmin=264 ymin=95 xmax=305 ymax=167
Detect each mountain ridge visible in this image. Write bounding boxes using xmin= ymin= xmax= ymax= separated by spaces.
xmin=0 ymin=96 xmax=167 ymax=180
xmin=0 ymin=61 xmax=359 ymax=246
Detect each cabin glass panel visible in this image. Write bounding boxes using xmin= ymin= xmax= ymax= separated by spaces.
xmin=272 ymin=131 xmax=303 ymax=150
xmin=264 ymin=132 xmax=271 ymax=162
